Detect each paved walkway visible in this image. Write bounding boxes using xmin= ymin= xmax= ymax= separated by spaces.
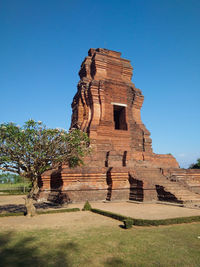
xmin=1 ymin=195 xmax=200 ymax=220
xmin=91 ymin=202 xmax=200 ymax=219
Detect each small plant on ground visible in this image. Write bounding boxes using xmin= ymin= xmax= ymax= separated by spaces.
xmin=82 ymin=200 xmax=92 ymax=211
xmin=123 ymin=218 xmax=133 ymax=229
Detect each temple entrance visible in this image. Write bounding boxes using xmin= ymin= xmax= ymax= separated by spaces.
xmin=113 ymin=105 xmax=127 ymax=130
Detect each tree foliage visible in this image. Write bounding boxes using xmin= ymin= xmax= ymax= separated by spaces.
xmin=0 ymin=120 xmax=90 ymax=198
xmin=189 ymin=158 xmax=200 ymax=169
xmin=0 ymin=173 xmax=23 ymax=184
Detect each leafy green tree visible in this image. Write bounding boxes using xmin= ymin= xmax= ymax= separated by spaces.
xmin=0 ymin=173 xmax=24 ymax=184
xmin=189 ymin=158 xmax=200 ymax=169
xmin=0 ymin=173 xmax=9 ymax=184
xmin=0 ymin=120 xmax=90 ymax=215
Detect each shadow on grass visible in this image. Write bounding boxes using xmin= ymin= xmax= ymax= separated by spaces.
xmin=105 ymin=257 xmax=125 ymax=266
xmin=0 ymin=231 xmax=78 ymax=267
xmin=0 ymin=204 xmax=26 ymax=214
xmin=0 ymin=202 xmax=64 ymax=214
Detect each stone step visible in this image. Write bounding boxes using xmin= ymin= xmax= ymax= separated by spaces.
xmin=135 ymin=167 xmax=200 ymax=203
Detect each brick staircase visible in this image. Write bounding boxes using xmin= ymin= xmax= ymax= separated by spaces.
xmin=167 ymin=169 xmax=200 ymax=194
xmin=134 ymin=167 xmax=200 ymax=204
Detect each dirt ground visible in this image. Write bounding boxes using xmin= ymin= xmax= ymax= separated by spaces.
xmin=92 ymin=202 xmax=200 ymax=219
xmin=1 ymin=195 xmax=200 ymax=231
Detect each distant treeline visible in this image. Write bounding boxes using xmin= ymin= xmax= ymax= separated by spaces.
xmin=0 ymin=173 xmax=29 ymax=184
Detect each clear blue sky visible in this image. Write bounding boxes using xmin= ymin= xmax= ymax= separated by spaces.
xmin=0 ymin=0 xmax=200 ymax=168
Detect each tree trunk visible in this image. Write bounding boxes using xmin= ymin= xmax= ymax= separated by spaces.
xmin=29 ymin=177 xmax=40 ymax=199
xmin=24 ymin=196 xmax=36 ymax=217
xmin=24 ymin=177 xmax=39 ymax=217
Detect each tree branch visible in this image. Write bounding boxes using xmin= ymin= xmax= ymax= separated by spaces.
xmin=0 ymin=167 xmax=19 ymax=174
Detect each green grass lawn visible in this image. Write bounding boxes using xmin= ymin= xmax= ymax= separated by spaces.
xmin=0 ymin=182 xmax=31 ymax=189
xmin=1 ymin=223 xmax=200 ymax=266
xmin=0 ymin=182 xmax=31 ymax=194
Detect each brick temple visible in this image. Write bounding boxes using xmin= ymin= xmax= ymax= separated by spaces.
xmin=40 ymin=48 xmax=200 ymax=204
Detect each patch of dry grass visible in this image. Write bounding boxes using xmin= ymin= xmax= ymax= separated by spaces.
xmin=1 ymin=223 xmax=200 ymax=266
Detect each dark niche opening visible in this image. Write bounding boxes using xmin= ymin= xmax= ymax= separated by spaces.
xmin=113 ymin=105 xmax=127 ymax=130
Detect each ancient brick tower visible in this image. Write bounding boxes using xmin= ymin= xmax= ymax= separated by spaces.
xmin=40 ymin=48 xmax=200 ymax=204
xmin=70 ymin=48 xmax=178 ymax=169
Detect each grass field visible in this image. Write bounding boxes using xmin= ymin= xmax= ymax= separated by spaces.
xmin=0 ymin=182 xmax=31 ymax=189
xmin=0 ymin=182 xmax=31 ymax=194
xmin=1 ymin=223 xmax=200 ymax=266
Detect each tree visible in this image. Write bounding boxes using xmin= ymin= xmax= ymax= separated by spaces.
xmin=0 ymin=173 xmax=23 ymax=184
xmin=0 ymin=120 xmax=90 ymax=215
xmin=189 ymin=158 xmax=200 ymax=169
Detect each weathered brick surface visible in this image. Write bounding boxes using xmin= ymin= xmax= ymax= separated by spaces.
xmin=39 ymin=48 xmax=200 ymax=204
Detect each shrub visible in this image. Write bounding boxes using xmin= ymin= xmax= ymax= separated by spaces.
xmin=91 ymin=208 xmax=200 ymax=226
xmin=82 ymin=201 xmax=92 ymax=211
xmin=37 ymin=208 xmax=80 ymax=215
xmin=0 ymin=212 xmax=25 ymax=217
xmin=91 ymin=208 xmax=128 ymax=221
xmin=123 ymin=218 xmax=133 ymax=229
xmin=0 ymin=208 xmax=80 ymax=217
